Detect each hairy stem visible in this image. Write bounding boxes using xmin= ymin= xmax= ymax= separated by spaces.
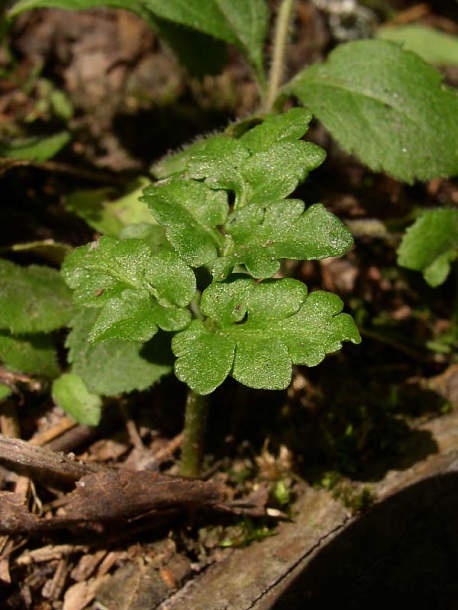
xmin=180 ymin=389 xmax=209 ymax=477
xmin=263 ymin=0 xmax=295 ymax=113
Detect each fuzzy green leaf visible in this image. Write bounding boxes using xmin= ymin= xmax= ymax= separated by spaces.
xmin=173 ymin=277 xmax=361 ymax=394
xmin=378 ymin=25 xmax=458 ymax=66
xmin=67 ymin=308 xmax=173 ymax=395
xmin=0 ymin=331 xmax=59 ymax=378
xmin=0 ymin=259 xmax=74 ymax=333
xmin=397 ymin=208 xmax=458 ymax=287
xmin=287 ymin=40 xmax=458 ymax=182
xmin=62 ymin=233 xmax=195 ymax=342
xmin=173 ymin=320 xmax=236 ymax=395
xmin=0 ymin=132 xmax=71 ymax=162
xmin=186 ymin=141 xmax=325 ymax=205
xmin=239 ymin=141 xmax=325 ymax=203
xmin=152 ymin=137 xmax=210 ymax=179
xmin=146 ymin=110 xmax=338 ymax=279
xmin=141 ymin=178 xmax=228 ymax=267
xmin=239 ymin=107 xmax=314 ymax=153
xmin=186 ymin=136 xmax=251 ymax=197
xmin=52 ymin=373 xmax=102 ymax=426
xmin=214 ymin=202 xmax=353 ymax=279
xmin=153 ymin=109 xmax=324 ymax=205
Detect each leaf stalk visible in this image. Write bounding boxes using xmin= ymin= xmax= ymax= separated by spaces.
xmin=263 ymin=0 xmax=295 ymax=113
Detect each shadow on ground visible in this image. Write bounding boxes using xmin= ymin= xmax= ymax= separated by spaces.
xmin=272 ymin=470 xmax=458 ymax=609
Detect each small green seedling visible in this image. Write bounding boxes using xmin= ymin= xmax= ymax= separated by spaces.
xmin=62 ymin=108 xmax=361 ymax=475
xmin=398 ymin=208 xmax=458 ymax=288
xmin=397 ymin=207 xmax=458 ymax=354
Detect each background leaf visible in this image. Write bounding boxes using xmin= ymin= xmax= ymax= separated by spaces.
xmin=149 ymin=17 xmax=227 ymax=76
xmin=65 ymin=179 xmax=154 ymax=237
xmin=0 ymin=259 xmax=73 ymax=333
xmin=9 ymin=0 xmax=138 ymax=17
xmin=52 ymin=373 xmax=102 ymax=426
xmin=67 ymin=308 xmax=173 ymax=395
xmin=143 ymin=0 xmax=268 ymax=76
xmin=0 ymin=332 xmax=59 ymax=378
xmin=0 ymin=132 xmax=71 ymax=162
xmin=378 ymin=24 xmax=458 ymax=66
xmin=11 ymin=240 xmax=72 ymax=266
xmin=287 ymin=40 xmax=458 ymax=183
xmin=212 ymin=0 xmax=268 ymax=76
xmin=0 ymin=385 xmax=11 ymax=401
xmin=397 ymin=208 xmax=458 ymax=287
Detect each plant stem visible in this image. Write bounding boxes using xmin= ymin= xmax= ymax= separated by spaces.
xmin=452 ymin=261 xmax=458 ymax=339
xmin=263 ymin=0 xmax=295 ymax=113
xmin=0 ymin=0 xmax=11 ymax=44
xmin=180 ymin=389 xmax=209 ymax=477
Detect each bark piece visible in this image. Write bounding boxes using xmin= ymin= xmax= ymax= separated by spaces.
xmin=0 ymin=435 xmax=226 ymax=533
xmin=0 ymin=433 xmax=101 ymax=484
xmin=63 ymin=470 xmax=226 ymax=522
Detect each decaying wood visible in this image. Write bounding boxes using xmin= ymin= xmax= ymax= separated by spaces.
xmin=158 ymin=485 xmax=349 ymax=610
xmin=0 ymin=434 xmax=226 ymax=534
xmin=64 ymin=469 xmax=225 ymax=521
xmin=266 ymin=469 xmax=458 ymax=610
xmin=159 ymin=408 xmax=458 ymax=610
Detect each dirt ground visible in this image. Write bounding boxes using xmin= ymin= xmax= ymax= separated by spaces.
xmin=1 ymin=1 xmax=458 ymax=608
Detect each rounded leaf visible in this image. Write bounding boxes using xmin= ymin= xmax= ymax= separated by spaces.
xmin=52 ymin=373 xmax=102 ymax=426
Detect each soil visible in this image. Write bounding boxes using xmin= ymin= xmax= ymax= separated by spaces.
xmin=1 ymin=1 xmax=458 ymax=609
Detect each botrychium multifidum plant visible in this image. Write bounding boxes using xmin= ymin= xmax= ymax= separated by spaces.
xmin=61 ymin=105 xmax=361 ymax=475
